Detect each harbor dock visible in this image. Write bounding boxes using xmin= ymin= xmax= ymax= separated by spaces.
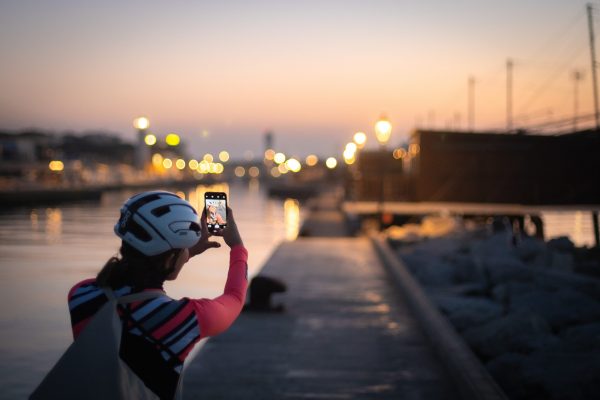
xmin=182 ymin=195 xmax=507 ymax=399
xmin=183 ymin=237 xmax=460 ymax=399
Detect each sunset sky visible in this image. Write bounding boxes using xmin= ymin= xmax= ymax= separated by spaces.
xmin=0 ymin=0 xmax=597 ymax=158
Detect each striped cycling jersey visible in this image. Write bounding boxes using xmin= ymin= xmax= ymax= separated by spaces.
xmin=68 ymin=245 xmax=248 ymax=400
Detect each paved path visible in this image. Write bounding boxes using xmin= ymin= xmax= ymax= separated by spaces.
xmin=183 ymin=238 xmax=458 ymax=399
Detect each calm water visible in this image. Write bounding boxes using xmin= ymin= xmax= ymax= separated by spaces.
xmin=0 ymin=181 xmax=302 ymax=399
xmin=0 ymin=183 xmax=596 ymax=399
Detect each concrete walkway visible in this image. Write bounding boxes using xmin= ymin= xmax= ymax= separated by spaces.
xmin=183 ymin=238 xmax=458 ymax=399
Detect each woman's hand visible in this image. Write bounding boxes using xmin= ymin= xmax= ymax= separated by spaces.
xmin=222 ymin=207 xmax=244 ymax=249
xmin=189 ymin=208 xmax=221 ymax=257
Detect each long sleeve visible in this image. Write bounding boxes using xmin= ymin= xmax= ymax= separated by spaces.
xmin=192 ymin=245 xmax=249 ymax=338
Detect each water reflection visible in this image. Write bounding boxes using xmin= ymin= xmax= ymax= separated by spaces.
xmin=0 ymin=182 xmax=297 ymax=398
xmin=45 ymin=208 xmax=62 ymax=243
xmin=249 ymin=178 xmax=260 ymax=193
xmin=284 ymin=198 xmax=300 ymax=241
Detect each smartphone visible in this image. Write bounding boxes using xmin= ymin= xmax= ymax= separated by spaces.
xmin=204 ymin=192 xmax=227 ymax=233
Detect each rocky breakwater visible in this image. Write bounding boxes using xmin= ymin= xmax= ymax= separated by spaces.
xmin=387 ymin=217 xmax=600 ymax=400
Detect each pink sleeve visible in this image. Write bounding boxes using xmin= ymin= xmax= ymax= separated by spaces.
xmin=192 ymin=245 xmax=248 ymax=338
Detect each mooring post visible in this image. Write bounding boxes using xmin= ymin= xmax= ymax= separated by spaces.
xmin=593 ymin=211 xmax=600 ymax=248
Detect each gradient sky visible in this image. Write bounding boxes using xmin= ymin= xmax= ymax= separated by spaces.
xmin=0 ymin=0 xmax=597 ymax=158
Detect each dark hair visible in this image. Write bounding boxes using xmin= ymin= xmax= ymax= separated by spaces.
xmin=97 ymin=242 xmax=180 ymax=290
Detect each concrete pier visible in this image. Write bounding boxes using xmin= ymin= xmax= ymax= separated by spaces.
xmin=183 ymin=237 xmax=459 ymax=399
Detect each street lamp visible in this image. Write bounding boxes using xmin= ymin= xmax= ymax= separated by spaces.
xmin=353 ymin=132 xmax=367 ymax=149
xmin=375 ymin=116 xmax=392 ymax=147
xmin=133 ymin=117 xmax=150 ymax=130
xmin=133 ymin=117 xmax=150 ymax=169
xmin=374 ymin=115 xmax=392 ymax=229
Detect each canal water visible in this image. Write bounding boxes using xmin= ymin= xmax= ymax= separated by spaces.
xmin=0 ymin=181 xmax=302 ymax=399
xmin=0 ymin=181 xmax=596 ymax=399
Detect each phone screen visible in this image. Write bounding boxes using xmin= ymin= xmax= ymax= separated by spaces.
xmin=205 ymin=192 xmax=227 ymax=232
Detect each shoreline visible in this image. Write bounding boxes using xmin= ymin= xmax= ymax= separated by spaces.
xmin=385 ymin=216 xmax=600 ymax=400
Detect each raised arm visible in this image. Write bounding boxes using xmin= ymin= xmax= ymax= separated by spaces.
xmin=191 ymin=207 xmax=248 ymax=337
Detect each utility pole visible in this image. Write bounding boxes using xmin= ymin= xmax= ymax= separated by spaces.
xmin=587 ymin=3 xmax=600 ymax=129
xmin=572 ymin=70 xmax=584 ymax=131
xmin=468 ymin=75 xmax=475 ymax=132
xmin=454 ymin=112 xmax=461 ymax=130
xmin=507 ymin=58 xmax=514 ymax=132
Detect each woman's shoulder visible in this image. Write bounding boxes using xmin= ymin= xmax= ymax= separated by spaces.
xmin=67 ymin=279 xmax=135 ymax=304
xmin=68 ymin=278 xmax=98 ymax=301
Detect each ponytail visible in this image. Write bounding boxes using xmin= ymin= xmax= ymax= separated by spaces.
xmin=97 ymin=242 xmax=180 ymax=290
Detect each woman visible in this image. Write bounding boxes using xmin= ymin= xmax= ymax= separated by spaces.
xmin=207 ymin=204 xmax=226 ymax=225
xmin=67 ymin=191 xmax=248 ymax=399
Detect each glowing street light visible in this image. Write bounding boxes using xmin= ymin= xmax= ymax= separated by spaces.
xmin=345 ymin=142 xmax=357 ymax=154
xmin=248 ymin=166 xmax=260 ymax=177
xmin=203 ymin=153 xmax=214 ymax=163
xmin=219 ymin=151 xmax=230 ymax=162
xmin=133 ymin=117 xmax=150 ymax=130
xmin=374 ymin=115 xmax=393 ymax=229
xmin=152 ymin=153 xmax=163 ymax=167
xmin=305 ymin=154 xmax=318 ymax=166
xmin=175 ymin=159 xmax=186 ymax=170
xmin=48 ymin=160 xmax=64 ymax=172
xmin=165 ymin=133 xmax=180 ymax=146
xmin=374 ymin=116 xmax=392 ymax=147
xmin=144 ymin=134 xmax=157 ymax=146
xmin=285 ymin=158 xmax=302 ymax=173
xmin=264 ymin=149 xmax=275 ymax=160
xmin=234 ymin=166 xmax=246 ymax=177
xmin=353 ymin=131 xmax=367 ymax=148
xmin=325 ymin=157 xmax=337 ymax=169
xmin=188 ymin=159 xmax=199 ymax=170
xmin=198 ymin=160 xmax=210 ymax=173
xmin=270 ymin=167 xmax=281 ymax=177
xmin=274 ymin=152 xmax=286 ymax=164
xmin=393 ymin=148 xmax=407 ymax=160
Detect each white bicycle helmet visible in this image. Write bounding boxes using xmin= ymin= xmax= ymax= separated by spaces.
xmin=114 ymin=191 xmax=201 ymax=256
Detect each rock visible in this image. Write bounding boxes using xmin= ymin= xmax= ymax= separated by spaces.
xmin=548 ymin=250 xmax=575 ymax=272
xmin=410 ymin=259 xmax=456 ymax=286
xmin=547 ymin=236 xmax=575 ymax=253
xmin=558 ymin=322 xmax=600 ymax=352
xmin=487 ymin=351 xmax=600 ymax=400
xmin=509 ymin=288 xmax=600 ymax=330
xmin=534 ymin=270 xmax=600 ymax=302
xmin=447 ymin=301 xmax=503 ymax=332
xmin=520 ymin=350 xmax=600 ymax=400
xmin=471 ymin=232 xmax=514 ymax=261
xmin=486 ymin=353 xmax=532 ymax=400
xmin=482 ymin=257 xmax=533 ymax=285
xmin=514 ymin=237 xmax=545 ymax=263
xmin=463 ymin=313 xmax=558 ymax=360
xmin=444 ymin=282 xmax=488 ymax=297
xmin=448 ymin=254 xmax=486 ymax=283
xmin=429 ymin=294 xmax=503 ymax=333
xmin=491 ymin=282 xmax=535 ymax=305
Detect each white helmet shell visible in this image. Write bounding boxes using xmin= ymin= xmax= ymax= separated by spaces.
xmin=114 ymin=191 xmax=201 ymax=256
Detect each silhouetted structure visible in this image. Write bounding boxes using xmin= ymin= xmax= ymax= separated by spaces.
xmin=414 ymin=129 xmax=600 ymax=204
xmin=351 ymin=129 xmax=600 ymax=205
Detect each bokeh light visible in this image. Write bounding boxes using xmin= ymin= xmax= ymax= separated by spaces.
xmin=133 ymin=117 xmax=150 ymax=130
xmin=165 ymin=133 xmax=180 ymax=146
xmin=305 ymin=154 xmax=318 ymax=166
xmin=326 ymin=157 xmax=337 ymax=169
xmin=144 ymin=134 xmax=157 ymax=146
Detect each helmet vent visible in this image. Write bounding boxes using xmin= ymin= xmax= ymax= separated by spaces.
xmin=128 ymin=219 xmax=152 ymax=242
xmin=189 ymin=222 xmax=201 ymax=232
xmin=151 ymin=205 xmax=171 ymax=217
